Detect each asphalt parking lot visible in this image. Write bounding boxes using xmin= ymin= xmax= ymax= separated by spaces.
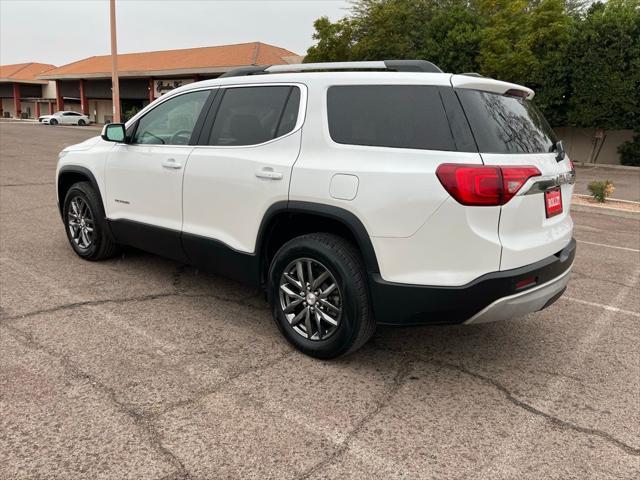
xmin=1 ymin=120 xmax=639 ymax=480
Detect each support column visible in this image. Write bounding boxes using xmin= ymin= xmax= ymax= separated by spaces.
xmin=55 ymin=80 xmax=64 ymax=112
xmin=79 ymin=79 xmax=88 ymax=114
xmin=35 ymin=102 xmax=41 ymax=118
xmin=148 ymin=77 xmax=154 ymax=103
xmin=12 ymin=82 xmax=21 ymax=118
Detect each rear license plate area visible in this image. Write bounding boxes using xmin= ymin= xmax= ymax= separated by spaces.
xmin=545 ymin=187 xmax=563 ymax=218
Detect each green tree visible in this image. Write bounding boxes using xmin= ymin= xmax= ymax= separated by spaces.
xmin=567 ymin=0 xmax=640 ymax=129
xmin=305 ymin=0 xmax=482 ymax=73
xmin=304 ymin=0 xmax=639 ymax=128
xmin=478 ymin=0 xmax=573 ymax=125
xmin=305 ymin=17 xmax=356 ymax=63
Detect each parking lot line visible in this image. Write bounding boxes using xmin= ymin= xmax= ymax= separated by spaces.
xmin=576 ymin=239 xmax=640 ymax=253
xmin=562 ymin=296 xmax=640 ymax=318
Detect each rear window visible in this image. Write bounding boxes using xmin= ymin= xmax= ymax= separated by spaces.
xmin=456 ymin=89 xmax=557 ymax=154
xmin=327 ymin=85 xmax=456 ymax=151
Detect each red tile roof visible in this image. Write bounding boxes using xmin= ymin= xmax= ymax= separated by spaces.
xmin=0 ymin=63 xmax=56 ymax=83
xmin=39 ymin=42 xmax=300 ymax=79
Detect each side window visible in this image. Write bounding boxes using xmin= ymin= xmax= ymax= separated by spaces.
xmin=133 ymin=90 xmax=210 ymax=145
xmin=327 ymin=85 xmax=456 ymax=151
xmin=208 ymin=86 xmax=300 ymax=146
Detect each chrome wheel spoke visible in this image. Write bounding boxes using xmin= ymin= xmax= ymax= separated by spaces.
xmin=280 ymin=284 xmax=303 ymax=299
xmin=314 ymin=310 xmax=323 ymax=340
xmin=317 ymin=308 xmax=338 ymax=327
xmin=306 ymin=260 xmax=314 ymax=285
xmin=319 ymin=283 xmax=336 ymax=298
xmin=80 ymin=230 xmax=90 ymax=247
xmin=70 ymin=200 xmax=79 ymax=216
xmin=283 ymin=298 xmax=304 ymax=313
xmin=311 ymin=270 xmax=329 ymax=290
xmin=319 ymin=298 xmax=341 ymax=315
xmin=296 ymin=261 xmax=305 ymax=286
xmin=283 ymin=273 xmax=302 ymax=290
xmin=290 ymin=307 xmax=308 ymax=326
xmin=304 ymin=308 xmax=314 ymax=338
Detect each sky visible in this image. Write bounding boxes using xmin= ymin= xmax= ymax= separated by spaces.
xmin=0 ymin=0 xmax=352 ymax=66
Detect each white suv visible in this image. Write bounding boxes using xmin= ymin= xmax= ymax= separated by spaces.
xmin=56 ymin=60 xmax=576 ymax=358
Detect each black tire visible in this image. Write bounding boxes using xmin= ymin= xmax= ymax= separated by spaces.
xmin=50 ymin=118 xmax=58 ymax=125
xmin=268 ymin=233 xmax=375 ymax=359
xmin=63 ymin=182 xmax=119 ymax=261
xmin=78 ymin=119 xmax=86 ymax=126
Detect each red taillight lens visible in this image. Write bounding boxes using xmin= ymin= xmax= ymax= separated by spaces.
xmin=436 ymin=164 xmax=541 ymax=206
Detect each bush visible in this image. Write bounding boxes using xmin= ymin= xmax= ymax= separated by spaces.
xmin=618 ymin=132 xmax=640 ymax=166
xmin=587 ymin=180 xmax=615 ymax=202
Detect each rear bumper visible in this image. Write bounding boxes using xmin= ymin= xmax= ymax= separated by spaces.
xmin=370 ymin=238 xmax=576 ymax=326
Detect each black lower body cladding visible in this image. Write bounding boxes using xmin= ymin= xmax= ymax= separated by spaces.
xmin=369 ymin=239 xmax=576 ymax=326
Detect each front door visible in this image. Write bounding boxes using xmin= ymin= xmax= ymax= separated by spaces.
xmin=104 ymin=89 xmax=212 ymax=258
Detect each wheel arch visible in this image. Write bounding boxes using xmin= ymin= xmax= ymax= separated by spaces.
xmin=257 ymin=201 xmax=380 ymax=285
xmin=57 ymin=166 xmax=106 ymax=218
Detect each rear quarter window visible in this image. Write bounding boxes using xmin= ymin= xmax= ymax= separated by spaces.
xmin=456 ymin=89 xmax=557 ymax=154
xmin=327 ymin=85 xmax=456 ymax=151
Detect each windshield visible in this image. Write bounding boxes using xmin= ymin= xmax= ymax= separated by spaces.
xmin=457 ymin=89 xmax=557 ymax=154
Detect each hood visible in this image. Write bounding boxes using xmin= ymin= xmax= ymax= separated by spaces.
xmin=62 ymin=135 xmax=102 ymax=152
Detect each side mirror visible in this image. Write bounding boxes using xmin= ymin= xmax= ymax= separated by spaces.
xmin=101 ymin=123 xmax=126 ymax=143
xmin=555 ymin=140 xmax=565 ymax=162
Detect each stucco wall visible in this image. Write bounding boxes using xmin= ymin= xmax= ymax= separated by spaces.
xmin=555 ymin=127 xmax=634 ymax=165
xmin=42 ymin=81 xmax=57 ymax=99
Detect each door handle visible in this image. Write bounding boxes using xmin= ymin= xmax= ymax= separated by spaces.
xmin=255 ymin=167 xmax=283 ymax=180
xmin=161 ymin=158 xmax=182 ymax=169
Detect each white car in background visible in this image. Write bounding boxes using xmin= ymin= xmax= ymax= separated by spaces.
xmin=39 ymin=111 xmax=91 ymax=126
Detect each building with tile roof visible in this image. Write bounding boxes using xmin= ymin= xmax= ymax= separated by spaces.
xmin=0 ymin=63 xmax=57 ymax=118
xmin=37 ymin=42 xmax=301 ymax=123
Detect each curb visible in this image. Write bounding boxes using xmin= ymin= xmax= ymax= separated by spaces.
xmin=575 ymin=163 xmax=640 ymax=172
xmin=573 ymin=194 xmax=640 ymax=205
xmin=571 ymin=203 xmax=640 ymax=220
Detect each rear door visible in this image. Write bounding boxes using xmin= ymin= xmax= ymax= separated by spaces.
xmin=182 ymin=83 xmax=305 ymax=281
xmin=453 ymin=78 xmax=574 ymax=270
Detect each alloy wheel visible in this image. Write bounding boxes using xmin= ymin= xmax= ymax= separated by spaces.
xmin=67 ymin=196 xmax=94 ymax=249
xmin=278 ymin=258 xmax=342 ymax=340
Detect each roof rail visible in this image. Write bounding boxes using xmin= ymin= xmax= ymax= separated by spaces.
xmin=219 ymin=59 xmax=443 ymax=78
xmin=219 ymin=65 xmax=269 ymax=78
xmin=460 ymin=72 xmax=483 ymax=78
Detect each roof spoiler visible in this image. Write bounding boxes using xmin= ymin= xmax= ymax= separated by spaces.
xmin=220 ymin=59 xmax=443 ymax=78
xmin=451 ymin=74 xmax=535 ymax=100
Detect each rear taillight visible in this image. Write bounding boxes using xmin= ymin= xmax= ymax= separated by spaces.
xmin=436 ymin=164 xmax=541 ymax=206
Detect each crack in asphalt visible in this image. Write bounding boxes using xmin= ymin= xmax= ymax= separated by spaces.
xmin=151 ymin=349 xmax=295 ymax=419
xmin=0 ymin=182 xmax=55 ymax=187
xmin=377 ymin=346 xmax=640 ymax=457
xmin=0 ymin=289 xmax=267 ymax=323
xmin=295 ymin=356 xmax=414 ymax=480
xmin=1 ymin=323 xmax=193 ymax=480
xmin=1 ymin=297 xmax=291 ymax=480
